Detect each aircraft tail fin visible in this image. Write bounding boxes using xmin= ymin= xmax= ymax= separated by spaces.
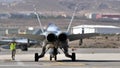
xmin=67 ymin=4 xmax=79 ymax=32
xmin=33 ymin=5 xmax=44 ymax=33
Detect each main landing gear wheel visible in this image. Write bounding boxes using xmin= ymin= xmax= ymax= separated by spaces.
xmin=54 ymin=55 xmax=57 ymax=61
xmin=72 ymin=53 xmax=76 ymax=61
xmin=50 ymin=55 xmax=57 ymax=61
xmin=50 ymin=55 xmax=52 ymax=61
xmin=35 ymin=53 xmax=39 ymax=62
xmin=20 ymin=45 xmax=28 ymax=51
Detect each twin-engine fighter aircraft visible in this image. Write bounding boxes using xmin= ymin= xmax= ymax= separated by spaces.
xmin=11 ymin=5 xmax=98 ymax=61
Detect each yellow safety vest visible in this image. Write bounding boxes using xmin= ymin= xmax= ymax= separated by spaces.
xmin=10 ymin=43 xmax=16 ymax=51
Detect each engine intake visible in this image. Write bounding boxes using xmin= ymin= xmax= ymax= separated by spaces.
xmin=58 ymin=33 xmax=67 ymax=42
xmin=47 ymin=33 xmax=57 ymax=42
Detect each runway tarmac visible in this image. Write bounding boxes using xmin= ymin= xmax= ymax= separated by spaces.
xmin=0 ymin=48 xmax=120 ymax=68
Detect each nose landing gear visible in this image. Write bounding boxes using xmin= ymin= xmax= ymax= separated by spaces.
xmin=50 ymin=54 xmax=57 ymax=61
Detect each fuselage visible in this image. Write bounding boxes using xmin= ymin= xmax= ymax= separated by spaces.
xmin=41 ymin=23 xmax=69 ymax=48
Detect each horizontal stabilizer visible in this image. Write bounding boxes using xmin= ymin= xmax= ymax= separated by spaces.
xmin=12 ymin=34 xmax=45 ymax=42
xmin=68 ymin=33 xmax=99 ymax=41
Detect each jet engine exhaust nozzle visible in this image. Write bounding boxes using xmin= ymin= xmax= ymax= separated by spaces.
xmin=47 ymin=33 xmax=57 ymax=42
xmin=58 ymin=33 xmax=67 ymax=42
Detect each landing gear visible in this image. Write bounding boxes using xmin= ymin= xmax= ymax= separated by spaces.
xmin=50 ymin=55 xmax=52 ymax=61
xmin=54 ymin=55 xmax=57 ymax=61
xmin=62 ymin=46 xmax=76 ymax=61
xmin=79 ymin=39 xmax=83 ymax=46
xmin=20 ymin=45 xmax=28 ymax=51
xmin=35 ymin=53 xmax=39 ymax=62
xmin=71 ymin=53 xmax=76 ymax=61
xmin=34 ymin=45 xmax=47 ymax=62
xmin=49 ymin=47 xmax=57 ymax=61
xmin=50 ymin=55 xmax=57 ymax=61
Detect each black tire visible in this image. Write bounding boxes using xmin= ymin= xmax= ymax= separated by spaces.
xmin=20 ymin=45 xmax=28 ymax=51
xmin=72 ymin=53 xmax=76 ymax=61
xmin=35 ymin=53 xmax=39 ymax=62
xmin=54 ymin=55 xmax=57 ymax=61
xmin=50 ymin=55 xmax=52 ymax=61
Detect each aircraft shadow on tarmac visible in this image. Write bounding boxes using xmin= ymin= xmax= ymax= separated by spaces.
xmin=57 ymin=60 xmax=120 ymax=62
xmin=12 ymin=60 xmax=120 ymax=62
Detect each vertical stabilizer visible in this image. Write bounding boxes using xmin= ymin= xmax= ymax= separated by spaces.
xmin=33 ymin=5 xmax=44 ymax=33
xmin=67 ymin=4 xmax=79 ymax=32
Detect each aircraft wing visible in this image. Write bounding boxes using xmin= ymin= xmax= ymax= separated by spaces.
xmin=68 ymin=33 xmax=99 ymax=41
xmin=12 ymin=34 xmax=46 ymax=42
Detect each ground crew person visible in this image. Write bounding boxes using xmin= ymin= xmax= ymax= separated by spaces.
xmin=10 ymin=40 xmax=17 ymax=60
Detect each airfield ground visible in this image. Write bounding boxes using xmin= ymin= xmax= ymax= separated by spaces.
xmin=0 ymin=48 xmax=120 ymax=68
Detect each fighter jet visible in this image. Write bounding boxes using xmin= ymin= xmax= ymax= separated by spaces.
xmin=14 ymin=23 xmax=98 ymax=61
xmin=0 ymin=29 xmax=41 ymax=51
xmin=10 ymin=4 xmax=98 ymax=61
xmin=0 ymin=37 xmax=38 ymax=51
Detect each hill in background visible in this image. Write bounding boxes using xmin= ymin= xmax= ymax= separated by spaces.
xmin=0 ymin=0 xmax=120 ymax=14
xmin=0 ymin=0 xmax=120 ymax=29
